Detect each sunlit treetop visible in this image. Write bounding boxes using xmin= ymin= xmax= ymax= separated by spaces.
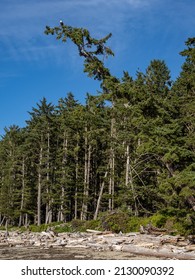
xmin=44 ymin=21 xmax=114 ymax=81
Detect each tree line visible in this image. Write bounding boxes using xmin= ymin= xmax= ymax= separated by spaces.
xmin=0 ymin=24 xmax=194 ymax=233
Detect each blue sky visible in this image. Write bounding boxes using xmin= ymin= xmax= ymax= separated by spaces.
xmin=0 ymin=0 xmax=195 ymax=137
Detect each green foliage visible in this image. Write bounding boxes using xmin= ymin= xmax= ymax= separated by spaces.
xmin=29 ymin=224 xmax=49 ymax=232
xmin=99 ymin=211 xmax=130 ymax=233
xmin=0 ymin=24 xmax=195 ymax=236
xmin=126 ymin=216 xmax=150 ymax=232
xmin=150 ymin=213 xmax=167 ymax=228
xmin=70 ymin=219 xmax=87 ymax=232
xmin=44 ymin=22 xmax=113 ymax=81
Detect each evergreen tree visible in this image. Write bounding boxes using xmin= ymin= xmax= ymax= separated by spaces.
xmin=0 ymin=126 xmax=23 ymax=226
xmin=0 ymin=23 xmax=194 ymax=234
xmin=55 ymin=93 xmax=83 ymax=221
xmin=169 ymin=38 xmax=195 ymax=214
xmin=26 ymin=98 xmax=55 ymax=225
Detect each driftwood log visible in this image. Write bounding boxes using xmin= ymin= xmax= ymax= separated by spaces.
xmin=140 ymin=224 xmax=167 ymax=235
xmin=121 ymin=245 xmax=195 ymax=260
xmin=0 ymin=229 xmax=195 ymax=260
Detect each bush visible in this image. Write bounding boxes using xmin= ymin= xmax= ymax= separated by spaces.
xmin=54 ymin=224 xmax=72 ymax=233
xmin=127 ymin=216 xmax=151 ymax=232
xmin=70 ymin=219 xmax=87 ymax=232
xmin=1 ymin=210 xmax=194 ymax=236
xmin=150 ymin=213 xmax=167 ymax=228
xmin=29 ymin=224 xmax=48 ymax=232
xmin=85 ymin=219 xmax=102 ymax=231
xmin=99 ymin=211 xmax=131 ymax=233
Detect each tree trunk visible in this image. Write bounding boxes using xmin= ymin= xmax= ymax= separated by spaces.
xmin=5 ymin=218 xmax=9 ymax=237
xmin=19 ymin=156 xmax=25 ymax=227
xmin=109 ymin=117 xmax=115 ymax=211
xmin=130 ymin=170 xmax=138 ymax=216
xmin=94 ymin=169 xmax=109 ymax=220
xmin=81 ymin=127 xmax=91 ymax=220
xmin=24 ymin=213 xmax=29 ymax=228
xmin=45 ymin=130 xmax=52 ymax=224
xmin=37 ymin=144 xmax=43 ymax=226
xmin=58 ymin=133 xmax=68 ymax=222
xmin=125 ymin=145 xmax=138 ymax=216
xmin=74 ymin=139 xmax=79 ymax=219
xmin=125 ymin=144 xmax=130 ymax=187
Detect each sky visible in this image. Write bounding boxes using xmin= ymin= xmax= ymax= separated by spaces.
xmin=0 ymin=0 xmax=195 ymax=137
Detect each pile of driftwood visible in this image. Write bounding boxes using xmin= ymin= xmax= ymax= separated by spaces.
xmin=0 ymin=227 xmax=195 ymax=260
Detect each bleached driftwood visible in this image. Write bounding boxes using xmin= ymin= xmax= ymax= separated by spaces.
xmin=0 ymin=230 xmax=195 ymax=260
xmin=122 ymin=244 xmax=195 ymax=260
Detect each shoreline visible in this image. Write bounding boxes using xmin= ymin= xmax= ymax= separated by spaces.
xmin=0 ymin=230 xmax=195 ymax=260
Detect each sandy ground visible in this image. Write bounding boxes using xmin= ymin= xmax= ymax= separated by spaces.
xmin=0 ymin=245 xmax=162 ymax=260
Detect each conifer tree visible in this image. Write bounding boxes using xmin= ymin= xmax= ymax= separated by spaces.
xmin=1 ymin=23 xmax=195 ymax=234
xmin=0 ymin=126 xmax=22 ymax=226
xmin=55 ymin=93 xmax=83 ymax=221
xmin=26 ymin=98 xmax=55 ymax=225
xmin=170 ymin=38 xmax=195 ymax=214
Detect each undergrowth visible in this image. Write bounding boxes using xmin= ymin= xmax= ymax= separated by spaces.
xmin=0 ymin=210 xmax=194 ymax=236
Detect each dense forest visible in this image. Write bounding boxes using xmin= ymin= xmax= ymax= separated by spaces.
xmin=0 ymin=23 xmax=194 ymax=234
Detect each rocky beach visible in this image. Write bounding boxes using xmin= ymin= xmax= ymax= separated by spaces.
xmin=0 ymin=229 xmax=195 ymax=260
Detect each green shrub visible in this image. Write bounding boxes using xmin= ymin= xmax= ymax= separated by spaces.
xmin=85 ymin=219 xmax=102 ymax=231
xmin=54 ymin=224 xmax=72 ymax=233
xmin=150 ymin=213 xmax=167 ymax=228
xmin=99 ymin=211 xmax=131 ymax=233
xmin=127 ymin=216 xmax=151 ymax=232
xmin=1 ymin=209 xmax=194 ymax=236
xmin=29 ymin=224 xmax=48 ymax=232
xmin=71 ymin=219 xmax=87 ymax=232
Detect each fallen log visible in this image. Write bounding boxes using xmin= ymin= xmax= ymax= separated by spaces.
xmin=121 ymin=245 xmax=195 ymax=260
xmin=140 ymin=224 xmax=167 ymax=235
xmin=86 ymin=229 xmax=103 ymax=234
xmin=86 ymin=229 xmax=113 ymax=235
xmin=189 ymin=235 xmax=195 ymax=244
xmin=160 ymin=236 xmax=191 ymax=248
xmin=185 ymin=245 xmax=195 ymax=251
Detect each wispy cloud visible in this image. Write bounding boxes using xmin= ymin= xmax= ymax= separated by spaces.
xmin=0 ymin=0 xmax=157 ymax=63
xmin=1 ymin=0 xmax=195 ymax=138
xmin=1 ymin=0 xmax=194 ymax=80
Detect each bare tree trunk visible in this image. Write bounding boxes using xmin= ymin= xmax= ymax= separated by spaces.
xmin=19 ymin=156 xmax=25 ymax=227
xmin=125 ymin=145 xmax=138 ymax=216
xmin=74 ymin=139 xmax=79 ymax=219
xmin=0 ymin=216 xmax=5 ymax=226
xmin=5 ymin=218 xmax=9 ymax=237
xmin=125 ymin=144 xmax=130 ymax=187
xmin=81 ymin=129 xmax=88 ymax=220
xmin=24 ymin=213 xmax=29 ymax=228
xmin=45 ymin=130 xmax=53 ymax=224
xmin=109 ymin=117 xmax=115 ymax=211
xmin=81 ymin=127 xmax=91 ymax=220
xmin=37 ymin=144 xmax=43 ymax=226
xmin=59 ymin=133 xmax=68 ymax=222
xmin=94 ymin=169 xmax=109 ymax=220
xmin=129 ymin=165 xmax=138 ymax=216
xmin=45 ymin=209 xmax=53 ymax=224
